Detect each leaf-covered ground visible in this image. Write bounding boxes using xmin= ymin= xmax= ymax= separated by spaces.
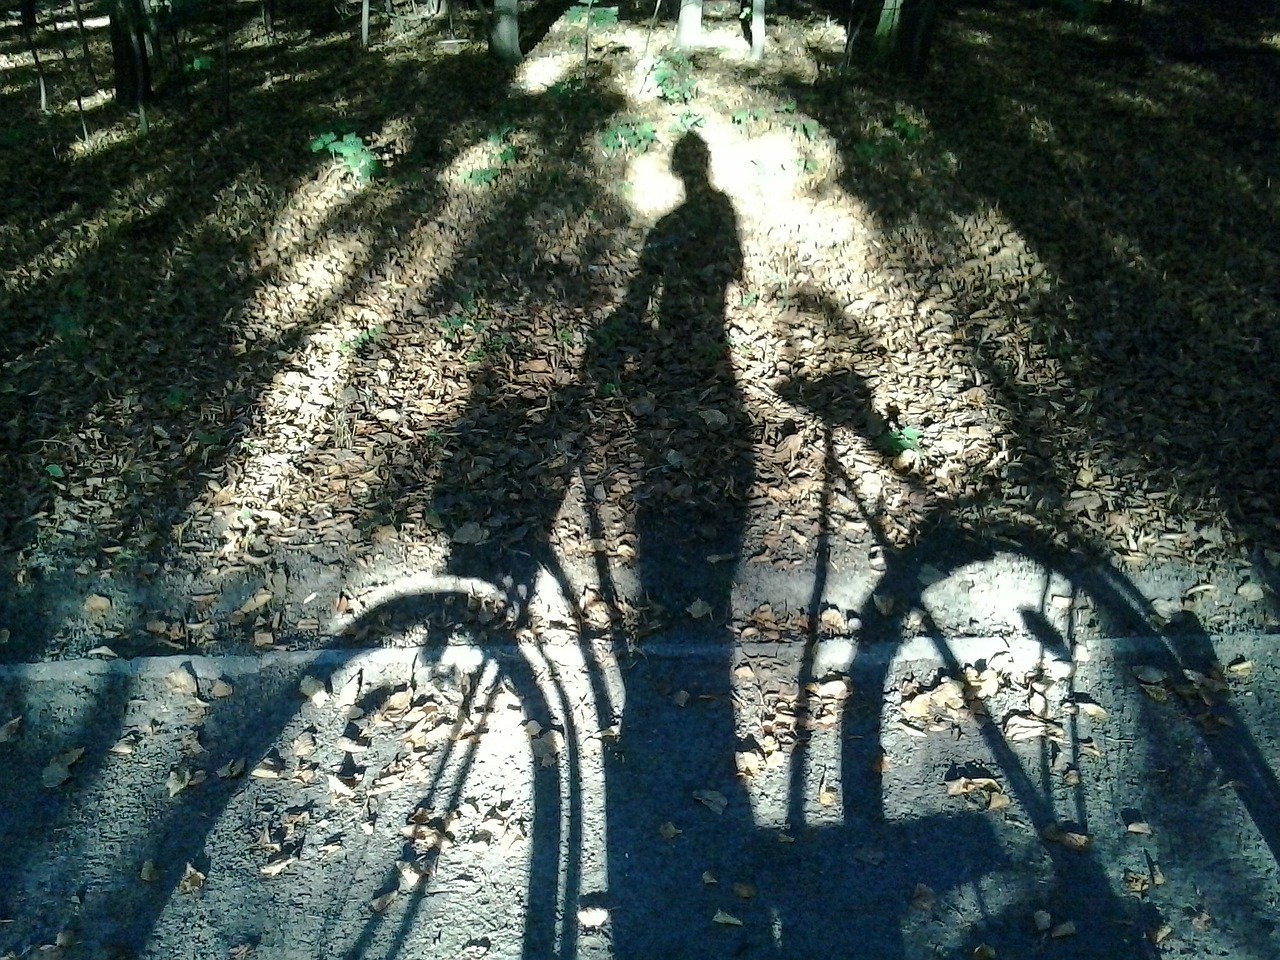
xmin=1 ymin=0 xmax=1279 ymax=660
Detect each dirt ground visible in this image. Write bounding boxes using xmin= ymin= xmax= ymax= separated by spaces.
xmin=1 ymin=3 xmax=1280 ymax=955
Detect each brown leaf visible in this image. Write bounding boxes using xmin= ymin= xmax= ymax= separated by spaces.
xmin=42 ymin=747 xmax=85 ymax=788
xmin=178 ymin=863 xmax=206 ymax=894
xmin=693 ymin=789 xmax=728 ymax=814
xmin=165 ymin=667 xmax=198 ymax=696
xmin=83 ymin=594 xmax=112 ymax=616
xmin=452 ymin=522 xmax=487 ymax=545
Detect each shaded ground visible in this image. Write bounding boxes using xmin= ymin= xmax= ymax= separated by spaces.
xmin=1 ymin=0 xmax=1278 ymax=663
xmin=2 ymin=632 xmax=1278 ymax=959
xmin=1 ymin=3 xmax=1280 ymax=955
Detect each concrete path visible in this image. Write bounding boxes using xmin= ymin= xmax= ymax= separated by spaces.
xmin=2 ymin=628 xmax=1278 ymax=960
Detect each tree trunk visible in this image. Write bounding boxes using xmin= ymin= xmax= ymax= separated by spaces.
xmin=490 ymin=0 xmax=522 ymax=62
xmin=18 ymin=0 xmax=50 ymax=112
xmin=676 ymin=0 xmax=701 ymax=49
xmin=109 ymin=0 xmax=155 ymax=107
xmin=848 ymin=0 xmax=936 ymax=75
xmin=749 ymin=0 xmax=765 ymax=60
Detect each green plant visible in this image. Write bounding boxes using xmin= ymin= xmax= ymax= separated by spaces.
xmin=884 ymin=426 xmax=923 ymax=454
xmin=567 ymin=3 xmax=618 ymax=59
xmin=599 ymin=119 xmax=658 ymax=156
xmin=671 ymin=110 xmax=704 ymax=135
xmin=440 ymin=287 xmax=487 ymax=345
xmin=310 ymin=131 xmax=379 ymax=183
xmin=184 ymin=56 xmax=214 ymax=74
xmin=464 ymin=332 xmax=512 ymax=364
xmin=789 ymin=117 xmax=820 ymax=141
xmin=163 ymin=387 xmax=193 ymax=412
xmin=653 ymin=52 xmax=697 ymax=103
xmin=548 ymin=77 xmax=585 ymax=100
xmin=891 ymin=113 xmax=923 ymax=143
xmin=341 ymin=325 xmax=385 ymax=355
xmin=731 ymin=108 xmax=768 ymax=128
xmin=464 ymin=126 xmax=520 ymax=186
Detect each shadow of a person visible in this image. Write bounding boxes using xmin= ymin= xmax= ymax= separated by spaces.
xmin=586 ymin=132 xmax=751 ymax=618
xmin=582 ymin=133 xmax=760 ymax=956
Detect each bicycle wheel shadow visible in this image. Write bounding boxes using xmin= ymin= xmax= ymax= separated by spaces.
xmin=767 ymin=346 xmax=1280 ymax=956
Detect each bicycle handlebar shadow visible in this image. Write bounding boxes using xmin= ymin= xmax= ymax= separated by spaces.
xmin=773 ymin=341 xmax=1280 ymax=955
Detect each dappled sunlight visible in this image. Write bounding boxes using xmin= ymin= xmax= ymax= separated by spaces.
xmin=4 ymin=2 xmax=1280 ymax=957
xmin=511 ymin=50 xmax=578 ymax=94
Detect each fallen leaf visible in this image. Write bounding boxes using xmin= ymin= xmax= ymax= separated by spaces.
xmin=260 ymin=856 xmax=297 ymax=878
xmin=396 ymin=859 xmax=427 ymax=892
xmin=0 ymin=716 xmax=20 ymax=743
xmin=84 ymin=594 xmax=112 ymax=616
xmin=238 ymin=589 xmax=273 ymax=615
xmin=211 ymin=679 xmax=234 ymax=698
xmin=1126 ymin=821 xmax=1153 ymax=835
xmin=178 ymin=863 xmax=205 ymax=894
xmin=452 ymin=522 xmax=487 ymax=545
xmin=658 ymin=821 xmax=682 ymax=840
xmin=165 ymin=667 xmax=198 ymax=695
xmin=910 ymin=883 xmax=936 ymax=912
xmin=1033 ymin=909 xmax=1052 ymax=932
xmin=1236 ymin=581 xmax=1265 ymax=602
xmin=166 ymin=766 xmax=194 ymax=797
xmin=986 ymin=791 xmax=1011 ymax=812
xmin=1226 ymin=658 xmax=1253 ymax=679
xmin=251 ymin=756 xmax=284 ymax=779
xmin=370 ymin=891 xmax=398 ymax=913
xmin=711 ymin=910 xmax=743 ymax=926
xmin=698 ymin=409 xmax=729 ymax=428
xmin=42 ymin=747 xmax=85 ymax=788
xmin=86 ymin=645 xmax=118 ymax=658
xmin=1002 ymin=713 xmax=1066 ymax=743
xmin=687 ymin=599 xmax=712 ymax=619
xmin=217 ymin=758 xmax=246 ymax=779
xmin=1122 ymin=869 xmax=1149 ymax=894
xmin=1134 ymin=666 xmax=1167 ymax=685
xmin=1050 ymin=921 xmax=1076 ymax=938
xmin=1042 ymin=822 xmax=1091 ymax=851
xmin=693 ymin=789 xmax=728 ymax=814
xmin=299 ymin=675 xmax=329 ymax=704
xmin=139 ymin=860 xmax=159 ymax=882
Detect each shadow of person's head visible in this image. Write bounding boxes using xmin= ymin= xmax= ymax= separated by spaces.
xmin=670 ymin=132 xmax=712 ymax=190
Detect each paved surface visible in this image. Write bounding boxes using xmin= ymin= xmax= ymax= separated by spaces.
xmin=2 ymin=623 xmax=1279 ymax=960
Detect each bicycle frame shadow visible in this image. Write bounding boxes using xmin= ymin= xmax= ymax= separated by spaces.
xmin=774 ymin=360 xmax=1280 ymax=957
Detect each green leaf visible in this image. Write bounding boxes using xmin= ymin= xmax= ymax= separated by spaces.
xmin=885 ymin=427 xmax=923 ymax=453
xmin=45 ymin=464 xmax=65 ymax=478
xmin=310 ymin=132 xmax=338 ymax=152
